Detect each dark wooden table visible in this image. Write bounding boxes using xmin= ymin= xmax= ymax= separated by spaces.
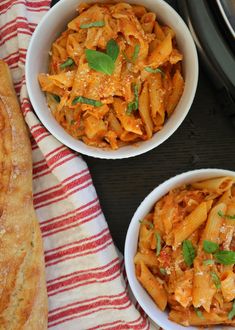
xmin=52 ymin=0 xmax=235 ymax=252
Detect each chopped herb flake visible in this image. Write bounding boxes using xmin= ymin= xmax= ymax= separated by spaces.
xmin=210 ymin=271 xmax=221 ymax=289
xmin=132 ymin=44 xmax=140 ymax=62
xmin=126 ymin=84 xmax=139 ymax=115
xmin=203 ymin=259 xmax=215 ymax=265
xmin=194 ymin=308 xmax=204 ymax=319
xmin=218 ymin=210 xmax=235 ymax=219
xmin=72 ymin=96 xmax=103 ymax=107
xmin=155 ymin=232 xmax=161 ymax=256
xmin=182 ymin=240 xmax=196 ymax=267
xmin=228 ymin=300 xmax=235 ymax=320
xmin=80 ymin=21 xmax=105 ymax=29
xmin=139 ymin=219 xmax=154 ymax=229
xmin=52 ymin=94 xmax=60 ymax=103
xmin=122 ymin=44 xmax=140 ymax=63
xmin=144 ymin=67 xmax=165 ymax=76
xmin=60 ymin=57 xmax=74 ymax=69
xmin=160 ymin=268 xmax=167 ymax=275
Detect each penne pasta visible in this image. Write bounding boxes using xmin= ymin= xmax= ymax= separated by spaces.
xmin=201 ymin=203 xmax=226 ymax=243
xmin=136 ymin=261 xmax=167 ymax=311
xmin=169 ymin=309 xmax=234 ymax=326
xmin=221 ymin=270 xmax=235 ymax=302
xmin=135 ymin=176 xmax=235 ymax=327
xmin=138 ymin=81 xmax=153 ymax=139
xmin=173 ymin=202 xmax=208 ymax=248
xmin=148 ymin=73 xmax=165 ymax=128
xmin=192 ymin=257 xmax=216 ymax=312
xmin=192 ymin=176 xmax=234 ymax=194
xmin=134 ymin=251 xmax=159 ymax=268
xmin=166 ymin=69 xmax=184 ymax=116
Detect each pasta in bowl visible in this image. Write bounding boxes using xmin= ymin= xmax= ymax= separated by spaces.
xmin=26 ymin=0 xmax=198 ymax=158
xmin=125 ymin=169 xmax=235 ymax=329
xmin=38 ymin=2 xmax=184 ymax=150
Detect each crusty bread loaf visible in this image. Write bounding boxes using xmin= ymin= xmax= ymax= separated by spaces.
xmin=0 ymin=60 xmax=48 ymax=330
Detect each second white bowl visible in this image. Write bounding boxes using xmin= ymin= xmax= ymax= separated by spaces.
xmin=125 ymin=168 xmax=235 ymax=330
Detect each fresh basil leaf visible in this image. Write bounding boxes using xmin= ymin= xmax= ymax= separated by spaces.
xmin=106 ymin=39 xmax=119 ymax=62
xmin=210 ymin=271 xmax=221 ymax=289
xmin=194 ymin=308 xmax=204 ymax=319
xmin=127 ymin=84 xmax=139 ymax=115
xmin=132 ymin=44 xmax=140 ymax=62
xmin=203 ymin=259 xmax=215 ymax=265
xmin=80 ymin=21 xmax=105 ymax=29
xmin=122 ymin=44 xmax=140 ymax=63
xmin=144 ymin=67 xmax=165 ymax=76
xmin=72 ymin=96 xmax=103 ymax=107
xmin=182 ymin=240 xmax=196 ymax=267
xmin=60 ymin=57 xmax=74 ymax=69
xmin=228 ymin=300 xmax=235 ymax=320
xmin=85 ymin=49 xmax=115 ymax=75
xmin=139 ymin=219 xmax=154 ymax=229
xmin=155 ymin=232 xmax=161 ymax=256
xmin=70 ymin=119 xmax=75 ymax=125
xmin=214 ymin=250 xmax=235 ymax=265
xmin=218 ymin=210 xmax=235 ymax=219
xmin=160 ymin=268 xmax=167 ymax=275
xmin=203 ymin=240 xmax=219 ymax=254
xmin=52 ymin=94 xmax=60 ymax=103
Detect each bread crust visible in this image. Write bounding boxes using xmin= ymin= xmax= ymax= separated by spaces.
xmin=0 ymin=60 xmax=48 ymax=330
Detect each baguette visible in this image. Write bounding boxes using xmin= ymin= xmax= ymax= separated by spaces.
xmin=0 ymin=60 xmax=48 ymax=329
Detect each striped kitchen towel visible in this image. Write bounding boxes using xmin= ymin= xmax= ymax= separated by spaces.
xmin=0 ymin=0 xmax=158 ymax=329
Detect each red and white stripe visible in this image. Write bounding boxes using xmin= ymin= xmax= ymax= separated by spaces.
xmin=0 ymin=1 xmax=157 ymax=329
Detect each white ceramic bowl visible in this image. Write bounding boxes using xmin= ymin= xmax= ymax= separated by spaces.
xmin=125 ymin=168 xmax=235 ymax=330
xmin=26 ymin=0 xmax=198 ymax=159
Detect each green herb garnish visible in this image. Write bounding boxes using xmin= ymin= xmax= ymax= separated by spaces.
xmin=72 ymin=96 xmax=103 ymax=107
xmin=126 ymin=84 xmax=139 ymax=115
xmin=85 ymin=49 xmax=115 ymax=75
xmin=203 ymin=259 xmax=215 ymax=265
xmin=123 ymin=44 xmax=140 ymax=63
xmin=106 ymin=39 xmax=119 ymax=62
xmin=194 ymin=308 xmax=204 ymax=319
xmin=60 ymin=57 xmax=75 ymax=69
xmin=155 ymin=232 xmax=161 ymax=256
xmin=139 ymin=219 xmax=154 ymax=229
xmin=203 ymin=240 xmax=219 ymax=254
xmin=132 ymin=44 xmax=140 ymax=62
xmin=214 ymin=250 xmax=235 ymax=265
xmin=228 ymin=300 xmax=235 ymax=320
xmin=160 ymin=268 xmax=167 ymax=275
xmin=218 ymin=210 xmax=235 ymax=219
xmin=210 ymin=271 xmax=221 ymax=289
xmin=144 ymin=67 xmax=165 ymax=76
xmin=182 ymin=240 xmax=196 ymax=267
xmin=52 ymin=94 xmax=60 ymax=103
xmin=80 ymin=21 xmax=105 ymax=29
xmin=70 ymin=119 xmax=76 ymax=125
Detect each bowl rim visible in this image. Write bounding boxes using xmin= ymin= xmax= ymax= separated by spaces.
xmin=26 ymin=0 xmax=198 ymax=159
xmin=124 ymin=168 xmax=235 ymax=330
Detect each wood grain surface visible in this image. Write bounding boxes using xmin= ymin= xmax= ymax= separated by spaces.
xmin=51 ymin=0 xmax=235 ymax=252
